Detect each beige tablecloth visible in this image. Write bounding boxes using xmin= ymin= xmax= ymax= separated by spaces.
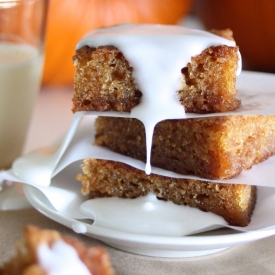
xmin=1 ymin=208 xmax=275 ymax=275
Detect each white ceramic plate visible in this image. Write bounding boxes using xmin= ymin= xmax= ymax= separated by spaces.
xmin=23 ymin=71 xmax=275 ymax=258
xmin=23 ymin=160 xmax=275 ymax=259
xmin=24 ymin=182 xmax=275 ymax=258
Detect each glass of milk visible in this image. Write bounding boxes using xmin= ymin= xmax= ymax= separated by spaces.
xmin=0 ymin=0 xmax=48 ymax=169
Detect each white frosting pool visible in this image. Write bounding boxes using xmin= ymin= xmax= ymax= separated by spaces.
xmin=80 ymin=193 xmax=226 ymax=236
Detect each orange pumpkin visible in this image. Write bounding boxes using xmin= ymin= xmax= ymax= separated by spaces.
xmin=43 ymin=0 xmax=193 ymax=85
xmin=195 ymin=0 xmax=275 ymax=73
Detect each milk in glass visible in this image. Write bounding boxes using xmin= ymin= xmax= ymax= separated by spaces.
xmin=0 ymin=42 xmax=44 ymax=169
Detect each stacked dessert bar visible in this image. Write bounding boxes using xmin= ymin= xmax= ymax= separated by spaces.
xmin=71 ymin=24 xmax=275 ymax=227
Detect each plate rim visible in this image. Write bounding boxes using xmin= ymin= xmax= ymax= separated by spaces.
xmin=24 ymin=184 xmax=275 ymax=253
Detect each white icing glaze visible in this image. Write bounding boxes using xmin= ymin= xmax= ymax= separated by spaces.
xmin=77 ymin=24 xmax=242 ymax=174
xmin=37 ymin=239 xmax=91 ymax=275
xmin=80 ymin=193 xmax=226 ymax=236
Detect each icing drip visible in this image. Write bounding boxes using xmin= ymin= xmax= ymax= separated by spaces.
xmin=72 ymin=222 xmax=87 ymax=234
xmin=77 ymin=24 xmax=241 ymax=174
xmin=37 ymin=240 xmax=91 ymax=275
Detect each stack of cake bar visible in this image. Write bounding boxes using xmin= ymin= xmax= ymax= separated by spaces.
xmin=71 ymin=25 xmax=275 ymax=227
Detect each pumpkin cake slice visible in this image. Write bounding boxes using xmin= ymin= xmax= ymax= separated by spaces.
xmin=76 ymin=159 xmax=257 ymax=227
xmin=94 ymin=115 xmax=275 ymax=180
xmin=72 ymin=25 xmax=240 ymax=114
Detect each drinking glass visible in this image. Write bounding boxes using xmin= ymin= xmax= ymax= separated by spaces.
xmin=0 ymin=0 xmax=48 ymax=169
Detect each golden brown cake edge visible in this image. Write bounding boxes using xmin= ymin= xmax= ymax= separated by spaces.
xmin=77 ymin=159 xmax=257 ymax=227
xmin=72 ymin=30 xmax=240 ymax=114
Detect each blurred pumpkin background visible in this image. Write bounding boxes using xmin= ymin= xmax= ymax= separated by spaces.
xmin=193 ymin=0 xmax=275 ymax=73
xmin=42 ymin=0 xmax=275 ymax=86
xmin=42 ymin=0 xmax=194 ymax=86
